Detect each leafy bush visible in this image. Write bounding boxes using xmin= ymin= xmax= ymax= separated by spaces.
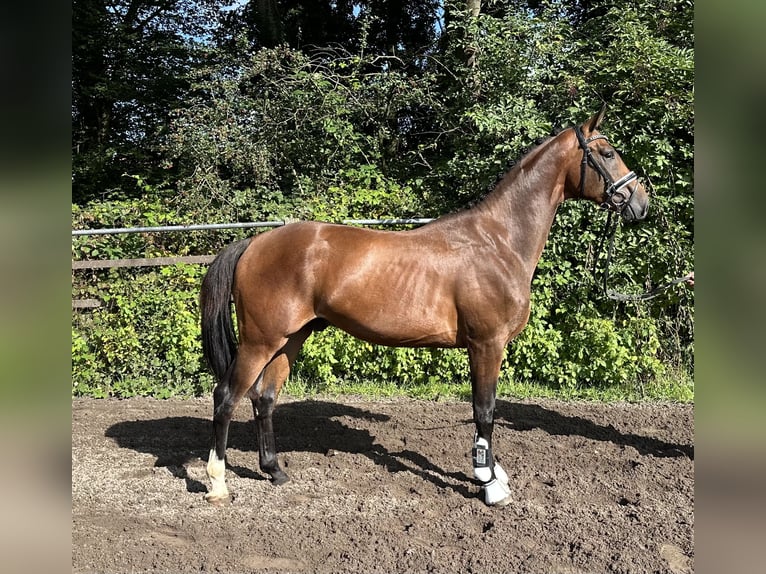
xmin=72 ymin=265 xmax=214 ymax=398
xmin=72 ymin=258 xmax=676 ymax=399
xmin=71 ymin=1 xmax=692 ymax=400
xmin=295 ymin=328 xmax=470 ymax=389
xmin=162 ymin=46 xmax=441 ymax=224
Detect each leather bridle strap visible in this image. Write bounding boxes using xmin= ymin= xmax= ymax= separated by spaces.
xmin=574 ymin=125 xmax=638 ymax=215
xmin=599 ymin=213 xmax=694 ymax=301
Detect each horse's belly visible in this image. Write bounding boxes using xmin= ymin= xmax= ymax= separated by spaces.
xmin=317 ymin=271 xmax=460 ymax=348
xmin=325 ymin=309 xmax=460 ymax=348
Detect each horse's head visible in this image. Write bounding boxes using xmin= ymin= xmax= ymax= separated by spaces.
xmin=566 ymin=105 xmax=649 ymax=221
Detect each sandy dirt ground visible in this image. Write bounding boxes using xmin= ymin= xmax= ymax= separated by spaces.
xmin=72 ymin=395 xmax=693 ymax=573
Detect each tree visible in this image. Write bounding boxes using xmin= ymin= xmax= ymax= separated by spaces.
xmin=72 ymin=0 xmax=222 ymax=203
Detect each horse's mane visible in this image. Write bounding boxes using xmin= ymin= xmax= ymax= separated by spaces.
xmin=452 ymin=126 xmax=563 ymax=214
xmin=485 ymin=136 xmax=551 ymax=192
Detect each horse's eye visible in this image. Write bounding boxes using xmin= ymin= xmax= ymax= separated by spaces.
xmin=601 ymin=149 xmax=615 ymax=159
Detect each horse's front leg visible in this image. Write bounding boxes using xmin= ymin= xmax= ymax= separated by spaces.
xmin=468 ymin=340 xmax=512 ymax=507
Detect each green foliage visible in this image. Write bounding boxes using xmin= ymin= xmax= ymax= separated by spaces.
xmin=72 ymin=0 xmax=224 ymax=202
xmin=72 ymin=196 xmax=186 ymax=260
xmin=295 ymin=328 xmax=470 ymax=389
xmin=72 ymin=0 xmax=693 ymax=401
xmin=162 ymin=46 xmax=442 ymax=223
xmin=72 ymin=265 xmax=214 ymax=398
xmin=71 ymin=183 xmax=255 ymax=260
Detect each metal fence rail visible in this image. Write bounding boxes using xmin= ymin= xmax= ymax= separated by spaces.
xmin=71 ymin=218 xmax=435 ymax=270
xmin=71 ymin=218 xmax=435 ymax=237
xmin=72 ymin=255 xmax=216 ymax=270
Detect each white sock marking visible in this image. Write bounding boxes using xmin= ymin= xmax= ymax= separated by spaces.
xmin=206 ymin=449 xmax=229 ymax=500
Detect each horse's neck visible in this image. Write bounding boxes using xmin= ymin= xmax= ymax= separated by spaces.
xmin=475 ymin=139 xmax=567 ymax=278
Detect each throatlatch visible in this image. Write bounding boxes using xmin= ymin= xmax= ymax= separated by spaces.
xmin=472 ymin=435 xmax=512 ymax=506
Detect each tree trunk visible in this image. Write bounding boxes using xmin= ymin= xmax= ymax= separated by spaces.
xmin=467 ymin=0 xmax=481 ymax=19
xmin=465 ymin=0 xmax=481 ymax=68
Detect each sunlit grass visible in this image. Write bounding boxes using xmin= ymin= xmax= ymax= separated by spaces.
xmin=283 ymin=368 xmax=694 ymax=403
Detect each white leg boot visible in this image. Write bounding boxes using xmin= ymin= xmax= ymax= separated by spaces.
xmin=473 ymin=436 xmax=512 ymax=506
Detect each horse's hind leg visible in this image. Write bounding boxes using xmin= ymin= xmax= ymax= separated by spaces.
xmin=205 ymin=375 xmax=234 ymax=504
xmin=205 ymin=345 xmax=274 ymax=505
xmin=249 ymin=326 xmax=313 ymax=485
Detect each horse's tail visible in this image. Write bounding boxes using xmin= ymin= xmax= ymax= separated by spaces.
xmin=200 ymin=238 xmax=252 ymax=382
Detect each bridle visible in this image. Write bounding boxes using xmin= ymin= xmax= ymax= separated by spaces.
xmin=574 ymin=125 xmax=639 ymax=219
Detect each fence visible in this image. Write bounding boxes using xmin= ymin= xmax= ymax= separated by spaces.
xmin=71 ymin=218 xmax=434 ymax=267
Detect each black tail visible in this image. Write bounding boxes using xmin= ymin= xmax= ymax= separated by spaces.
xmin=200 ymin=238 xmax=251 ymax=382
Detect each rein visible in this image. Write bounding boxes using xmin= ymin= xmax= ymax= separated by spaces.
xmin=574 ymin=125 xmax=691 ymax=301
xmin=594 ymin=211 xmax=693 ymax=302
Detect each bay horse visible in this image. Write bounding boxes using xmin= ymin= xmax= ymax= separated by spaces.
xmin=199 ymin=106 xmax=649 ymax=506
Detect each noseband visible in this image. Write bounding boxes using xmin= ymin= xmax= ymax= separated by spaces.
xmin=574 ymin=125 xmax=639 ymax=216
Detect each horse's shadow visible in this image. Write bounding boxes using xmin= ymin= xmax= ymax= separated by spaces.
xmin=493 ymin=399 xmax=694 ymax=459
xmin=104 ymin=400 xmax=476 ymax=499
xmin=105 ymin=398 xmax=692 ymax=500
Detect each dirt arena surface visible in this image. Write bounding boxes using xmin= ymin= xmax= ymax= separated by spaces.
xmin=72 ymin=395 xmax=694 ymax=573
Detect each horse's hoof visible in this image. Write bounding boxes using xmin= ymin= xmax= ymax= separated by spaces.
xmin=483 ymin=478 xmax=512 ymax=507
xmin=490 ymin=493 xmax=513 ymax=507
xmin=270 ymin=471 xmax=290 ymax=486
xmin=204 ymin=492 xmax=231 ymax=506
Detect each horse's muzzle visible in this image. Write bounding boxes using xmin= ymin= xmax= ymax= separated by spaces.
xmin=622 ymin=189 xmax=649 ymax=222
xmin=608 ymin=179 xmax=648 ymax=222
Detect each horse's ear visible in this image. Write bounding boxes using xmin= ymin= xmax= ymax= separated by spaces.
xmin=585 ymin=103 xmax=608 ymax=133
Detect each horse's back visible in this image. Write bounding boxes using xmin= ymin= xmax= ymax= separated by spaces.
xmin=233 ymin=221 xmax=463 ymax=347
